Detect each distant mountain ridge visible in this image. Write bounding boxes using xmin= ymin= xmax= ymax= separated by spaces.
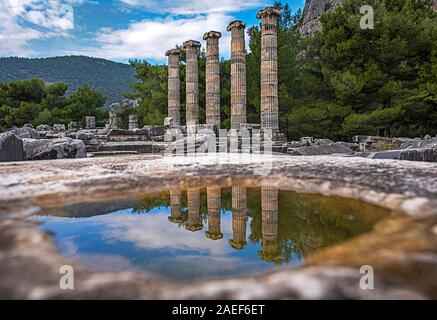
xmin=0 ymin=56 xmax=136 ymax=105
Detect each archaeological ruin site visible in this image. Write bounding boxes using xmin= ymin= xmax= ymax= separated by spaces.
xmin=0 ymin=2 xmax=436 ymax=302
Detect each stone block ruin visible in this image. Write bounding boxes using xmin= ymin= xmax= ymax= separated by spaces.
xmin=2 ymin=5 xmax=436 ymax=162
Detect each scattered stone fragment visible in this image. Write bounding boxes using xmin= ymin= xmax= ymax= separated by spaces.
xmin=0 ymin=132 xmax=25 ymax=162
xmin=315 ymin=138 xmax=333 ymax=145
xmin=9 ymin=126 xmax=40 ymax=139
xmin=367 ymin=150 xmax=401 ymax=160
xmin=76 ymin=131 xmax=95 ymax=141
xmin=23 ymin=137 xmax=86 ymax=160
xmin=399 ymin=148 xmax=437 ymax=162
xmin=128 ymin=114 xmax=139 ymax=130
xmin=367 ymin=148 xmax=437 ymax=162
xmin=335 ymin=141 xmax=359 ymax=151
xmin=164 ymin=117 xmax=174 ymax=126
xmin=36 ymin=124 xmax=52 ymax=131
xmin=288 ymin=143 xmax=354 ymax=156
xmin=300 ymin=136 xmax=314 ymax=146
xmin=53 ymin=124 xmax=66 ymax=133
xmin=85 ymin=116 xmax=96 ymax=129
xmin=400 ymin=139 xmax=437 ymax=150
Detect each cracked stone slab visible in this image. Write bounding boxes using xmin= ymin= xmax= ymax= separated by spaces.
xmin=0 ymin=154 xmax=436 ymax=215
xmin=0 ymin=154 xmax=436 ymax=299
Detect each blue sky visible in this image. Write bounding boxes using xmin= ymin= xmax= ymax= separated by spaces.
xmin=0 ymin=0 xmax=305 ymax=63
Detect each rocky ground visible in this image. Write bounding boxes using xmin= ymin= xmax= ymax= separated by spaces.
xmin=2 ymin=124 xmax=436 ymax=163
xmin=0 ymin=154 xmax=436 ymax=299
xmin=0 ymin=125 xmax=86 ymax=161
xmin=283 ymin=135 xmax=437 ymax=162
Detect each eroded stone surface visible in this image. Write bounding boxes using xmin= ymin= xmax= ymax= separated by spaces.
xmin=23 ymin=137 xmax=86 ymax=160
xmin=0 ymin=154 xmax=436 ymax=299
xmin=9 ymin=126 xmax=40 ymax=139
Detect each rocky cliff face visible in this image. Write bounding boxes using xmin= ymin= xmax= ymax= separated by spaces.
xmin=299 ymin=0 xmax=343 ymax=35
xmin=299 ymin=0 xmax=437 ymax=36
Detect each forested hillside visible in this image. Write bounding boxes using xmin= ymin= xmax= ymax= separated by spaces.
xmin=0 ymin=56 xmax=135 ymax=105
xmin=0 ymin=79 xmax=107 ymax=132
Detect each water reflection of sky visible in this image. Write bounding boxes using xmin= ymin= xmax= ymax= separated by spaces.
xmin=35 ymin=206 xmax=302 ymax=281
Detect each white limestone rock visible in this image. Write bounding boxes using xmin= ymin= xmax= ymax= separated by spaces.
xmin=9 ymin=126 xmax=40 ymax=139
xmin=23 ymin=137 xmax=87 ymax=160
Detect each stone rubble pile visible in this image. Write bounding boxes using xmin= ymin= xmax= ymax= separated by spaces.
xmin=285 ymin=138 xmax=358 ymax=156
xmin=0 ymin=132 xmax=25 ymax=162
xmin=281 ymin=135 xmax=437 ymax=162
xmin=23 ymin=137 xmax=87 ymax=160
xmin=0 ymin=125 xmax=87 ymax=162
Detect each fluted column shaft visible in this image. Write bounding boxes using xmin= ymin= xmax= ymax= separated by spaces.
xmin=229 ymin=187 xmax=247 ymax=249
xmin=257 ymin=7 xmax=281 ymax=130
xmin=183 ymin=41 xmax=201 ymax=128
xmin=166 ymin=49 xmax=181 ymax=125
xmin=186 ymin=188 xmax=202 ymax=231
xmin=259 ymin=186 xmax=280 ymax=262
xmin=227 ymin=21 xmax=247 ymax=129
xmin=206 ymin=187 xmax=222 ymax=239
xmin=204 ymin=32 xmax=221 ymax=127
xmin=169 ymin=189 xmax=182 ymax=223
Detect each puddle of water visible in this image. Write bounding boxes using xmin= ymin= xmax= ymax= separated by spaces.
xmin=34 ymin=187 xmax=389 ymax=281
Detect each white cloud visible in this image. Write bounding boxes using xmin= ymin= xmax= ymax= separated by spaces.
xmin=119 ymin=0 xmax=263 ymax=15
xmin=82 ymin=13 xmax=236 ymax=60
xmin=0 ymin=0 xmax=263 ymax=59
xmin=81 ymin=0 xmax=264 ymax=60
xmin=0 ymin=0 xmax=81 ymax=56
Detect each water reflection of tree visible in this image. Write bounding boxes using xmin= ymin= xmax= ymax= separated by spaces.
xmin=248 ymin=191 xmax=388 ymax=263
xmin=131 ymin=188 xmax=387 ymax=264
xmin=133 ymin=192 xmax=171 ymax=213
xmin=133 ymin=189 xmax=221 ymax=225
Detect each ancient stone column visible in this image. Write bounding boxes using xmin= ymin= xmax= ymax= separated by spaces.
xmin=165 ymin=48 xmax=181 ymax=125
xmin=108 ymin=110 xmax=118 ymax=129
xmin=258 ymin=187 xmax=280 ymax=262
xmin=205 ymin=187 xmax=222 ymax=240
xmin=168 ymin=189 xmax=182 ymax=223
xmin=128 ymin=114 xmax=138 ymax=130
xmin=203 ymin=31 xmax=221 ymax=128
xmin=227 ymin=21 xmax=247 ymax=129
xmin=257 ymin=7 xmax=281 ymax=131
xmin=229 ymin=187 xmax=247 ymax=249
xmin=183 ymin=40 xmax=201 ymax=132
xmin=186 ymin=188 xmax=203 ymax=231
xmin=85 ymin=116 xmax=96 ymax=129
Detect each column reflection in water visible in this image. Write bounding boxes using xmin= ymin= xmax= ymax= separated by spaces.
xmin=186 ymin=188 xmax=203 ymax=231
xmin=258 ymin=187 xmax=281 ymax=263
xmin=168 ymin=189 xmax=182 ymax=223
xmin=205 ymin=187 xmax=223 ymax=240
xmin=229 ymin=187 xmax=247 ymax=249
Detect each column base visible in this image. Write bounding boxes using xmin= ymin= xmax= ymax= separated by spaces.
xmin=228 ymin=239 xmax=247 ymax=250
xmin=257 ymin=250 xmax=282 ymax=263
xmin=205 ymin=231 xmax=224 ymax=240
xmin=168 ymin=216 xmax=183 ymax=223
xmin=185 ymin=223 xmax=203 ymax=232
